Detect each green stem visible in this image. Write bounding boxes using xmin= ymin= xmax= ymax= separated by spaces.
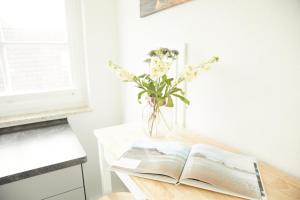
xmin=149 ymin=103 xmax=157 ymax=136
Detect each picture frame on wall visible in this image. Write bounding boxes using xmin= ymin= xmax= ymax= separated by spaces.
xmin=140 ymin=0 xmax=192 ymax=17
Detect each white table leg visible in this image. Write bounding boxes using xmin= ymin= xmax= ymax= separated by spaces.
xmin=98 ymin=142 xmax=112 ymax=195
xmin=116 ymin=172 xmax=148 ymax=200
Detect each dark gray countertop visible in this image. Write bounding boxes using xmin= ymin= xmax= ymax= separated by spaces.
xmin=0 ymin=119 xmax=87 ymax=185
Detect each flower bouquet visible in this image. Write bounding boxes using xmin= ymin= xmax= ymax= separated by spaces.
xmin=109 ymin=48 xmax=219 ymax=136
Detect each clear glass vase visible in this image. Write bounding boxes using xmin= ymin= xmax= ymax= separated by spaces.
xmin=142 ymin=99 xmax=174 ymax=137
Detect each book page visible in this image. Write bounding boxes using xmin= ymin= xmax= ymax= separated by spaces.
xmin=180 ymin=144 xmax=262 ymax=200
xmin=112 ymin=139 xmax=191 ymax=180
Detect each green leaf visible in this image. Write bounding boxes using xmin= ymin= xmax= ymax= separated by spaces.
xmin=158 ymin=83 xmax=166 ymax=94
xmin=164 ymin=85 xmax=170 ymax=97
xmin=138 ymin=74 xmax=146 ymax=78
xmin=144 ymin=58 xmax=151 ymax=63
xmin=170 ymin=88 xmax=183 ymax=94
xmin=142 ymin=82 xmax=149 ymax=89
xmin=133 ymin=76 xmax=139 ymax=82
xmin=157 ymin=98 xmax=166 ymax=106
xmin=172 ymin=94 xmax=190 ymax=105
xmin=166 ymin=96 xmax=174 ymax=107
xmin=145 ymin=75 xmax=152 ymax=81
xmin=137 ymin=91 xmax=146 ymax=103
xmin=166 ymin=78 xmax=174 ymax=85
xmin=148 ymin=82 xmax=155 ymax=91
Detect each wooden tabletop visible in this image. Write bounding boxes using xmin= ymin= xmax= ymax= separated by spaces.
xmin=94 ymin=123 xmax=300 ymax=200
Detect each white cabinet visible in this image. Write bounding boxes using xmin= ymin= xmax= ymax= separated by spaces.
xmin=0 ymin=165 xmax=85 ymax=200
xmin=46 ymin=188 xmax=85 ymax=200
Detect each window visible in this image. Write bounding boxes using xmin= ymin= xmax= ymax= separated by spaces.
xmin=0 ymin=0 xmax=89 ymax=119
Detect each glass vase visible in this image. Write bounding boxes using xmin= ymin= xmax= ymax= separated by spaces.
xmin=142 ymin=99 xmax=174 ymax=137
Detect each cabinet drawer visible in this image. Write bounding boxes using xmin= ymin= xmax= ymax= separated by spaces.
xmin=46 ymin=188 xmax=85 ymax=200
xmin=0 ymin=165 xmax=83 ymax=200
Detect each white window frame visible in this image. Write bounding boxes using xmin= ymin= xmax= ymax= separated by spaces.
xmin=0 ymin=0 xmax=90 ymax=120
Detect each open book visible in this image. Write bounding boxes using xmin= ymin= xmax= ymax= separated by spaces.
xmin=111 ymin=139 xmax=267 ymax=200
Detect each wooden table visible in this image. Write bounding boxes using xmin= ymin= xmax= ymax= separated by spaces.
xmin=94 ymin=123 xmax=300 ymax=200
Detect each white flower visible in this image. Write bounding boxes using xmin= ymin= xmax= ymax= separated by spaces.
xmin=149 ymin=58 xmax=171 ymax=79
xmin=181 ymin=65 xmax=199 ymax=82
xmin=108 ymin=60 xmax=135 ymax=82
xmin=175 ymin=56 xmax=219 ymax=83
xmin=202 ymin=64 xmax=210 ymax=70
xmin=118 ymin=69 xmax=135 ymax=82
xmin=202 ymin=56 xmax=219 ymax=70
xmin=108 ymin=60 xmax=118 ymax=70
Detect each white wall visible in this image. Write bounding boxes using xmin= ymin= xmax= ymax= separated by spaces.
xmin=117 ymin=0 xmax=300 ymax=178
xmin=68 ymin=0 xmax=122 ymax=199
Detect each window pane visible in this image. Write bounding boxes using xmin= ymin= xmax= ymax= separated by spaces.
xmin=5 ymin=45 xmax=72 ymax=92
xmin=2 ymin=29 xmax=67 ymax=43
xmin=0 ymin=59 xmax=5 ymax=93
xmin=0 ymin=0 xmax=67 ymax=42
xmin=0 ymin=0 xmax=73 ymax=95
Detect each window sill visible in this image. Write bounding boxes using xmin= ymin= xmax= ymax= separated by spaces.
xmin=0 ymin=107 xmax=92 ymax=128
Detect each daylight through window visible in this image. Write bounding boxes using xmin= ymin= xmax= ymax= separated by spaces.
xmin=0 ymin=0 xmax=73 ymax=96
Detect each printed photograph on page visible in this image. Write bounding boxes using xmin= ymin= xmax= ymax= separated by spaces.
xmin=181 ymin=144 xmax=262 ymax=199
xmin=113 ymin=139 xmax=190 ymax=180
